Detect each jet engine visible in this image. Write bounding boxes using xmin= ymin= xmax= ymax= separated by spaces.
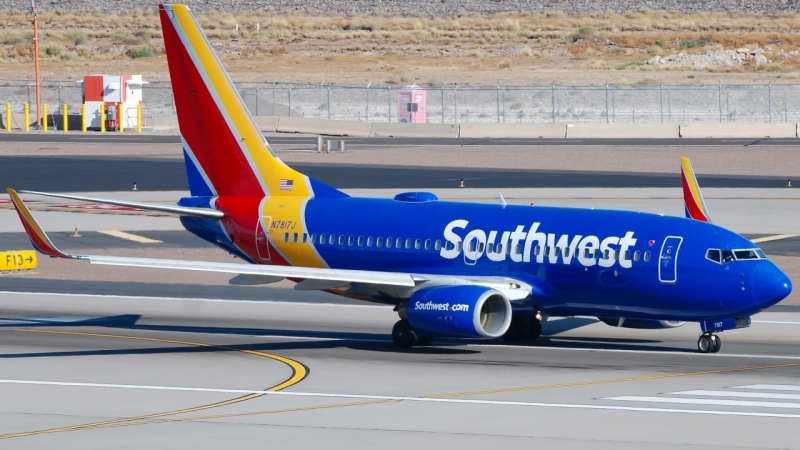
xmin=398 ymin=285 xmax=512 ymax=338
xmin=598 ymin=317 xmax=687 ymax=329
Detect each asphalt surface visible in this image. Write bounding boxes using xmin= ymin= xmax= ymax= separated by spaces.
xmin=3 ymin=133 xmax=800 ymax=147
xmin=0 ymin=292 xmax=799 ymax=448
xmin=1 ymin=156 xmax=795 ymax=191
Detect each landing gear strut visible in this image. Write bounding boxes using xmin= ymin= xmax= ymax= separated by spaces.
xmin=502 ymin=315 xmax=542 ymax=343
xmin=697 ymin=333 xmax=721 ymax=353
xmin=391 ymin=320 xmax=433 ymax=348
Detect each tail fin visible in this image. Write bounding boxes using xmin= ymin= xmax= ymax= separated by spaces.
xmin=680 ymin=156 xmax=711 ymax=223
xmin=159 ymin=4 xmax=346 ymax=199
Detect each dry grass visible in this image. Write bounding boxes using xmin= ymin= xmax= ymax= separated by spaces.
xmin=1 ymin=8 xmax=800 ymax=84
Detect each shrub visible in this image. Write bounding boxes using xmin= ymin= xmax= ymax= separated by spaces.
xmin=646 ymin=46 xmax=663 ymax=54
xmin=129 ymin=46 xmax=154 ymax=58
xmin=68 ymin=30 xmax=87 ymax=45
xmin=60 ymin=52 xmax=75 ymax=61
xmin=680 ymin=39 xmax=699 ymax=49
xmin=618 ymin=60 xmax=645 ymax=70
xmin=567 ymin=26 xmax=596 ymax=43
xmin=45 ymin=44 xmax=61 ymax=57
xmin=656 ymin=38 xmax=667 ymax=48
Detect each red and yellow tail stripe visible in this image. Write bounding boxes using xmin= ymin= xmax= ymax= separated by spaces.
xmin=680 ymin=156 xmax=711 ymax=223
xmin=7 ymin=189 xmax=73 ymax=259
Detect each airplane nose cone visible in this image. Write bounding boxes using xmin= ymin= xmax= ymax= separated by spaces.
xmin=752 ymin=261 xmax=792 ymax=308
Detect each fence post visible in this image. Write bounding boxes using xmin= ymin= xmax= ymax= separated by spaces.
xmin=81 ymin=103 xmax=86 ymax=132
xmin=387 ymin=87 xmax=391 ymax=123
xmin=502 ymin=86 xmax=506 ymax=124
xmin=551 ymin=84 xmax=555 ymax=123
xmin=6 ymin=103 xmax=10 ymax=132
xmin=119 ymin=102 xmax=124 ymax=133
xmin=255 ymin=85 xmax=259 ymax=116
xmin=668 ymin=87 xmax=671 ymax=122
xmin=454 ymin=86 xmax=458 ymax=123
xmin=327 ymin=86 xmax=331 ymax=120
xmin=611 ymin=87 xmax=615 ymax=123
xmin=100 ymin=104 xmax=105 ymax=132
xmin=718 ymin=80 xmax=722 ymax=123
xmin=42 ymin=104 xmax=47 ymax=132
xmin=768 ymin=79 xmax=772 ymax=123
xmin=605 ymin=84 xmax=609 ymax=123
xmin=785 ymin=89 xmax=788 ymax=123
xmin=24 ymin=103 xmax=29 ymax=132
xmin=137 ymin=104 xmax=142 ymax=133
xmin=366 ymin=83 xmax=370 ymax=122
xmin=496 ymin=84 xmax=500 ymax=123
xmin=288 ymin=87 xmax=292 ymax=117
xmin=62 ymin=103 xmax=68 ymax=132
xmin=272 ymin=82 xmax=276 ymax=116
xmin=660 ymin=83 xmax=663 ymax=123
xmin=441 ymin=86 xmax=445 ymax=124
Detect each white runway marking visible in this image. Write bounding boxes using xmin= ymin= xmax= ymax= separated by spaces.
xmin=750 ymin=234 xmax=800 ymax=243
xmin=605 ymin=395 xmax=800 ymax=410
xmin=97 ymin=230 xmax=162 ymax=244
xmin=735 ymin=385 xmax=800 ymax=392
xmin=3 ymin=379 xmax=800 ymax=419
xmin=672 ymin=390 xmax=800 ymax=401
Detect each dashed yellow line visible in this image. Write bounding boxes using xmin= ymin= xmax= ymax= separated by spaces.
xmin=0 ymin=329 xmax=308 ymax=440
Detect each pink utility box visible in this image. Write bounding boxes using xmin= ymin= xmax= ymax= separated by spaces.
xmin=397 ymin=85 xmax=427 ymax=123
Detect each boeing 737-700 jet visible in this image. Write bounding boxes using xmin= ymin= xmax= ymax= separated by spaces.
xmin=8 ymin=3 xmax=792 ymax=354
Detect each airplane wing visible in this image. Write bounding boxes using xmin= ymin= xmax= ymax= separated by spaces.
xmin=680 ymin=156 xmax=711 ymax=222
xmin=7 ymin=188 xmax=415 ymax=288
xmin=17 ymin=190 xmax=223 ymax=219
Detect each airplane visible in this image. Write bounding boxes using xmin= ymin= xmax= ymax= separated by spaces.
xmin=7 ymin=3 xmax=792 ymax=354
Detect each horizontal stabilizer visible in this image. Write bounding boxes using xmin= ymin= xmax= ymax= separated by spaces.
xmin=18 ymin=190 xmax=223 ymax=219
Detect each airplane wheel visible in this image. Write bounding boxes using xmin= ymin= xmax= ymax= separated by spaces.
xmin=711 ymin=335 xmax=722 ymax=353
xmin=697 ymin=335 xmax=713 ymax=353
xmin=502 ymin=316 xmax=526 ymax=342
xmin=416 ymin=335 xmax=433 ymax=346
xmin=524 ymin=320 xmax=542 ymax=342
xmin=392 ymin=320 xmax=418 ymax=348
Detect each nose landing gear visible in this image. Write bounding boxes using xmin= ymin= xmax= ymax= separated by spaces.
xmin=697 ymin=333 xmax=721 ymax=353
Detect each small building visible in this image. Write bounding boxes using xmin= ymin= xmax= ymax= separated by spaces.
xmin=397 ymin=85 xmax=427 ymax=123
xmin=79 ymin=75 xmax=147 ymax=129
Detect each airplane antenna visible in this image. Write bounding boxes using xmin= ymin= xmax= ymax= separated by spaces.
xmin=497 ymin=192 xmax=507 ymax=209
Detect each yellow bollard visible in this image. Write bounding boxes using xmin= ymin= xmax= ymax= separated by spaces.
xmin=137 ymin=104 xmax=142 ymax=134
xmin=100 ymin=104 xmax=105 ymax=133
xmin=118 ymin=102 xmax=124 ymax=133
xmin=62 ymin=103 xmax=68 ymax=132
xmin=81 ymin=104 xmax=86 ymax=132
xmin=42 ymin=104 xmax=47 ymax=132
xmin=5 ymin=103 xmax=10 ymax=132
xmin=23 ymin=103 xmax=29 ymax=132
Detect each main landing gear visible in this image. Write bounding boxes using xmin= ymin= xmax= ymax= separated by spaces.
xmin=502 ymin=315 xmax=542 ymax=343
xmin=697 ymin=333 xmax=722 ymax=353
xmin=392 ymin=320 xmax=433 ymax=348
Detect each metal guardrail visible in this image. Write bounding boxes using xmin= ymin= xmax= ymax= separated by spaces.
xmin=2 ymin=80 xmax=799 ymax=124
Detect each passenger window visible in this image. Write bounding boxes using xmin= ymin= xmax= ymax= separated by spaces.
xmin=535 ymin=246 xmax=541 ymax=256
xmin=310 ymin=234 xmax=316 ymax=244
xmin=284 ymin=232 xmax=289 ymax=242
xmin=367 ymin=237 xmax=373 ymax=247
xmin=405 ymin=238 xmax=412 ymax=249
xmin=734 ymin=249 xmax=759 ymax=260
xmin=376 ymin=237 xmax=383 ymax=247
xmin=445 ymin=241 xmax=454 ymax=251
xmin=425 ymin=239 xmax=431 ymax=250
xmin=644 ymin=251 xmax=651 ymax=262
xmin=414 ymin=239 xmax=421 ymax=249
xmin=293 ymin=233 xmax=298 ymax=243
xmin=633 ymin=250 xmax=640 ymax=261
xmin=564 ymin=248 xmax=570 ymax=257
xmin=302 ymin=233 xmax=308 ymax=243
xmin=319 ymin=234 xmax=325 ymax=244
xmin=496 ymin=244 xmax=503 ymax=254
xmin=706 ymin=249 xmax=721 ymax=263
xmin=348 ymin=236 xmax=354 ymax=246
xmin=584 ymin=248 xmax=591 ymax=258
xmin=478 ymin=243 xmax=484 ymax=253
xmin=603 ymin=249 xmax=609 ymax=260
xmin=623 ymin=250 xmax=629 ymax=261
xmin=721 ymin=250 xmax=735 ymax=263
xmin=396 ymin=238 xmax=402 ymax=249
xmin=545 ymin=246 xmax=551 ymax=256
xmin=338 ymin=235 xmax=345 ymax=246
xmin=357 ymin=236 xmax=364 ymax=246
xmin=469 ymin=241 xmax=476 ymax=252
xmin=457 ymin=242 xmax=463 ymax=252
xmin=555 ymin=247 xmax=561 ymax=257
xmin=515 ymin=244 xmax=521 ymax=255
xmin=329 ymin=235 xmax=336 ymax=245
xmin=435 ymin=240 xmax=442 ymax=251
xmin=487 ymin=243 xmax=494 ymax=253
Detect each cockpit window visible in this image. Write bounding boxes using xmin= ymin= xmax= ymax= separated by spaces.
xmin=707 ymin=247 xmax=766 ymax=264
xmin=734 ymin=249 xmax=760 ymax=260
xmin=705 ymin=249 xmax=721 ymax=263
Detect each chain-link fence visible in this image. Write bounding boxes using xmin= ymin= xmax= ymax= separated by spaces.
xmin=2 ymin=80 xmax=799 ymax=125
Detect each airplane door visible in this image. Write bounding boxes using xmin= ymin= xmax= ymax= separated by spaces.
xmin=658 ymin=236 xmax=683 ymax=284
xmin=255 ymin=216 xmax=272 ymax=261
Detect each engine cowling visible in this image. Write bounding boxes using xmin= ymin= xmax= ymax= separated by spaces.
xmin=598 ymin=317 xmax=687 ymax=329
xmin=400 ymin=285 xmax=512 ymax=338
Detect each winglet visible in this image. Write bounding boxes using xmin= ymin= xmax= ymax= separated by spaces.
xmin=680 ymin=157 xmax=711 ymax=223
xmin=7 ymin=188 xmax=74 ymax=259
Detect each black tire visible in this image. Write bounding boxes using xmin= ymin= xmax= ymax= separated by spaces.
xmin=416 ymin=335 xmax=433 ymax=346
xmin=392 ymin=320 xmax=417 ymax=348
xmin=502 ymin=316 xmax=526 ymax=342
xmin=524 ymin=320 xmax=542 ymax=342
xmin=697 ymin=335 xmax=713 ymax=353
xmin=711 ymin=335 xmax=722 ymax=353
